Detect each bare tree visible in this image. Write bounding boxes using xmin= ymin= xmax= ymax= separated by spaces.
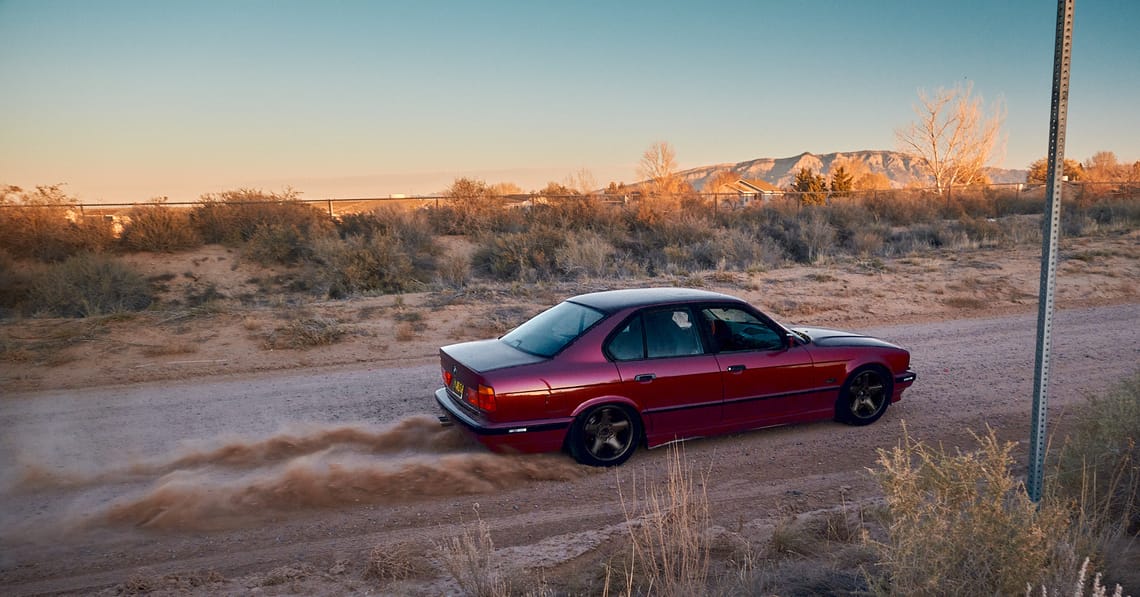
xmin=896 ymin=83 xmax=1005 ymax=194
xmin=638 ymin=141 xmax=683 ymax=196
xmin=703 ymin=169 xmax=740 ymax=194
xmin=564 ymin=167 xmax=598 ymax=195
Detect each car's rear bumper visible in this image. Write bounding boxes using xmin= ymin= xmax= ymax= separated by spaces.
xmin=434 ymin=387 xmax=570 ymax=454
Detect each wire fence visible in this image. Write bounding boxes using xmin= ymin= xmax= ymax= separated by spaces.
xmin=3 ymin=181 xmax=1137 ymax=219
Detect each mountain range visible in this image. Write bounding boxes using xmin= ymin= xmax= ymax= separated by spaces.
xmin=678 ymin=150 xmax=1027 ymax=190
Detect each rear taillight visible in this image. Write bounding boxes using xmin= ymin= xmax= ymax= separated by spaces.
xmin=442 ymin=367 xmax=452 ymax=386
xmin=465 ymin=384 xmax=496 ymax=412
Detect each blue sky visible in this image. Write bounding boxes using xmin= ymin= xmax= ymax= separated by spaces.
xmin=1 ymin=0 xmax=1137 ymax=202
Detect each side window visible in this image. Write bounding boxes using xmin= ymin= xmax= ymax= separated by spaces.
xmin=703 ymin=307 xmax=784 ymax=352
xmin=606 ymin=314 xmax=645 ymax=361
xmin=643 ymin=308 xmax=704 ymax=358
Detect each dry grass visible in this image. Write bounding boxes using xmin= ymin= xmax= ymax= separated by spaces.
xmin=614 ymin=444 xmax=711 ymax=597
xmin=1046 ymin=372 xmax=1140 ymax=590
xmin=436 ymin=509 xmax=512 ymax=597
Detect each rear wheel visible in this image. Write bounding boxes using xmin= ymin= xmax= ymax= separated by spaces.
xmin=569 ymin=404 xmax=641 ymax=467
xmin=836 ymin=367 xmax=891 ymax=426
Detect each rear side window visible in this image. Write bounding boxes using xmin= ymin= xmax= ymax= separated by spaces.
xmin=500 ymin=300 xmax=604 ymax=357
xmin=607 ymin=315 xmax=644 ymax=361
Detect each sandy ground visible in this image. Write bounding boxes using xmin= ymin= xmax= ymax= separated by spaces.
xmin=0 ymin=232 xmax=1138 ymax=595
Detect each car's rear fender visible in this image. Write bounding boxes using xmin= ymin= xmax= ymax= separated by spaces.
xmin=569 ymin=395 xmax=643 ymax=428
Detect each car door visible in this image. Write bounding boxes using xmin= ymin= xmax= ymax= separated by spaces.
xmin=605 ymin=306 xmax=723 ymax=445
xmin=702 ymin=306 xmax=826 ymax=430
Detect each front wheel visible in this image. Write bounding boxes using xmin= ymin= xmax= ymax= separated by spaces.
xmin=836 ymin=367 xmax=891 ymax=426
xmin=568 ymin=404 xmax=641 ymax=467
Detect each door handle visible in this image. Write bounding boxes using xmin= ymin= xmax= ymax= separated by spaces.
xmin=726 ymin=365 xmax=746 ymax=373
xmin=633 ymin=373 xmax=656 ymax=383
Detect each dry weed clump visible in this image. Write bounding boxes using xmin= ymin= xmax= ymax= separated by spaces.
xmin=615 ymin=445 xmax=712 ymax=597
xmin=262 ymin=316 xmax=346 ymax=349
xmin=365 ymin=542 xmax=434 ymax=582
xmin=872 ymin=425 xmax=1070 ymax=596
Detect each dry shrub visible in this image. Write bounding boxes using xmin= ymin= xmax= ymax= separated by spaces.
xmin=308 ymin=207 xmax=442 ymax=296
xmin=262 ymin=316 xmax=346 ymax=349
xmin=26 ymin=254 xmax=154 ymax=317
xmin=555 ymin=230 xmax=614 ymax=278
xmin=119 ymin=200 xmax=202 ymax=252
xmin=1084 ymin=197 xmax=1140 ymax=231
xmin=859 ymin=191 xmax=941 ymax=227
xmin=427 ymin=178 xmax=524 ymax=235
xmin=955 ymin=214 xmax=1005 ymax=247
xmin=872 ymin=425 xmax=1070 ymax=596
xmin=801 ymin=208 xmax=836 ymax=264
xmin=312 ymin=235 xmax=424 ymax=297
xmin=617 ymin=445 xmax=712 ymax=597
xmin=633 ymin=195 xmax=682 ymax=226
xmin=472 ymin=226 xmax=565 ymax=281
xmin=438 ymin=256 xmax=471 ymax=289
xmin=436 ymin=510 xmax=512 ymax=597
xmin=533 ymin=196 xmax=621 ymax=234
xmin=189 ymin=188 xmax=333 ymax=246
xmin=1047 ymin=373 xmax=1140 ymax=589
xmin=0 ymin=185 xmax=115 ymax=261
xmin=0 ymin=251 xmax=29 ymax=315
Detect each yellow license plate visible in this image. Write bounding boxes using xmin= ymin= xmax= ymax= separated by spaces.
xmin=450 ymin=378 xmax=465 ymax=396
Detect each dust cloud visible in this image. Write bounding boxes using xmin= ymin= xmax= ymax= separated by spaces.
xmin=15 ymin=416 xmax=590 ymax=531
xmin=102 ymin=451 xmax=587 ymax=530
xmin=17 ymin=415 xmax=467 ymax=489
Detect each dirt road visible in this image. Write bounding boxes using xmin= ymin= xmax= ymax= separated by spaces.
xmin=2 ymin=303 xmax=1138 ymax=595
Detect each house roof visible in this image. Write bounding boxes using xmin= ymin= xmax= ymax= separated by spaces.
xmin=735 ymin=178 xmax=781 ymax=193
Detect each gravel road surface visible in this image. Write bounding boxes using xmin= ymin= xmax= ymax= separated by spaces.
xmin=2 ymin=303 xmax=1138 ymax=595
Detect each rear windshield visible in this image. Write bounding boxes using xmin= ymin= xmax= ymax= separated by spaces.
xmin=500 ymin=301 xmax=605 ymax=358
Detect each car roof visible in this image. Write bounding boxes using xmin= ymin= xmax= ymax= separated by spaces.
xmin=567 ymin=287 xmax=742 ymax=312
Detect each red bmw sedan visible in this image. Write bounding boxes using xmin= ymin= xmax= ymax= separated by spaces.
xmin=435 ymin=288 xmax=915 ymax=466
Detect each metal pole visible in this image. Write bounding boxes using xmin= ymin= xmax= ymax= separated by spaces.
xmin=1027 ymin=0 xmax=1074 ymax=503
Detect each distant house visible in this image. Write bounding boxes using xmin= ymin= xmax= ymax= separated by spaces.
xmin=708 ymin=178 xmax=784 ymax=206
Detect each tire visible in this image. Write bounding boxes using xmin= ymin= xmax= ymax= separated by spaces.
xmin=836 ymin=367 xmax=892 ymax=426
xmin=568 ymin=404 xmax=641 ymax=467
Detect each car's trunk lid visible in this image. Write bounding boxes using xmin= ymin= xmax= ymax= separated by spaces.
xmin=440 ymin=339 xmax=546 ymax=373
